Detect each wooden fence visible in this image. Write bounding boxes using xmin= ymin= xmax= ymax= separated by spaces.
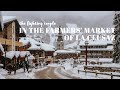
xmin=82 ymin=66 xmax=120 ymax=79
xmin=84 ymin=66 xmax=120 ymax=72
xmin=79 ymin=70 xmax=120 ymax=79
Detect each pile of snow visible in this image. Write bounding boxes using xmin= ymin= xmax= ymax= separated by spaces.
xmin=63 ymin=63 xmax=72 ymax=70
xmin=58 ymin=59 xmax=120 ymax=79
xmin=0 ymin=68 xmax=7 ymax=79
xmin=47 ymin=63 xmax=61 ymax=67
xmin=61 ymin=59 xmax=74 ymax=70
xmin=0 ymin=74 xmax=5 ymax=79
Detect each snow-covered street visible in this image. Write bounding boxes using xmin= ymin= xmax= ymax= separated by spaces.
xmin=0 ymin=64 xmax=80 ymax=79
xmin=1 ymin=58 xmax=120 ymax=79
xmin=0 ymin=66 xmax=48 ymax=79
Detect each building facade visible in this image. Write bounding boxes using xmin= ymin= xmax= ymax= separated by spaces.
xmin=54 ymin=50 xmax=80 ymax=60
xmin=79 ymin=40 xmax=113 ymax=58
xmin=0 ymin=18 xmax=26 ymax=51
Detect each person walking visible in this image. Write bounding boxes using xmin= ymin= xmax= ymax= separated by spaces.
xmin=78 ymin=69 xmax=80 ymax=74
xmin=13 ymin=64 xmax=16 ymax=75
xmin=6 ymin=63 xmax=13 ymax=74
xmin=25 ymin=61 xmax=29 ymax=73
xmin=22 ymin=61 xmax=26 ymax=72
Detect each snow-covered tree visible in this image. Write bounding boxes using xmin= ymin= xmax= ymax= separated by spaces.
xmin=113 ymin=11 xmax=120 ymax=63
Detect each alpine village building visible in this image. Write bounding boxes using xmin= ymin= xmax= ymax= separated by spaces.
xmin=79 ymin=40 xmax=113 ymax=58
xmin=19 ymin=37 xmax=56 ymax=64
xmin=54 ymin=27 xmax=81 ymax=60
xmin=54 ymin=27 xmax=113 ymax=61
xmin=0 ymin=15 xmax=32 ymax=68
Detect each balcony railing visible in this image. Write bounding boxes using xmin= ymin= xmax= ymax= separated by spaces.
xmin=0 ymin=38 xmax=23 ymax=46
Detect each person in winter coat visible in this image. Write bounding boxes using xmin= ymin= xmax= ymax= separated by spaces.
xmin=78 ymin=69 xmax=80 ymax=74
xmin=25 ymin=61 xmax=29 ymax=72
xmin=22 ymin=61 xmax=26 ymax=72
xmin=13 ymin=64 xmax=16 ymax=75
xmin=6 ymin=63 xmax=13 ymax=74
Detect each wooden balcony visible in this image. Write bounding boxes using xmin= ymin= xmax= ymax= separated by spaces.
xmin=0 ymin=38 xmax=23 ymax=46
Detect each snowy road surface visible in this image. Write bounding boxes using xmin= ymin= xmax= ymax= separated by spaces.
xmin=35 ymin=66 xmax=80 ymax=79
xmin=35 ymin=67 xmax=61 ymax=79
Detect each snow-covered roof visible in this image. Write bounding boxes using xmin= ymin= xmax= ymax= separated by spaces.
xmin=3 ymin=51 xmax=16 ymax=59
xmin=20 ymin=37 xmax=55 ymax=51
xmin=80 ymin=58 xmax=113 ymax=63
xmin=28 ymin=55 xmax=35 ymax=60
xmin=20 ymin=51 xmax=30 ymax=57
xmin=19 ymin=38 xmax=30 ymax=46
xmin=15 ymin=51 xmax=20 ymax=58
xmin=54 ymin=50 xmax=80 ymax=55
xmin=3 ymin=51 xmax=31 ymax=59
xmin=79 ymin=40 xmax=112 ymax=46
xmin=0 ymin=43 xmax=4 ymax=53
xmin=19 ymin=37 xmax=40 ymax=46
xmin=80 ymin=45 xmax=113 ymax=51
xmin=65 ymin=41 xmax=78 ymax=49
xmin=27 ymin=44 xmax=41 ymax=50
xmin=107 ymin=46 xmax=113 ymax=50
xmin=65 ymin=40 xmax=113 ymax=50
xmin=40 ymin=43 xmax=55 ymax=51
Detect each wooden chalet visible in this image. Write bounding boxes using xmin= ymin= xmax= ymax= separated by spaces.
xmin=0 ymin=17 xmax=26 ymax=51
xmin=54 ymin=50 xmax=80 ymax=60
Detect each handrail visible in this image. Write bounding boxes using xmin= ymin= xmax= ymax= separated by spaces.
xmin=0 ymin=38 xmax=23 ymax=46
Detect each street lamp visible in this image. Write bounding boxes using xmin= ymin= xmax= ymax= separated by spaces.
xmin=85 ymin=40 xmax=89 ymax=66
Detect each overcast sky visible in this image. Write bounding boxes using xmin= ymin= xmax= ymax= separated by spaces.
xmin=2 ymin=11 xmax=114 ymax=20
